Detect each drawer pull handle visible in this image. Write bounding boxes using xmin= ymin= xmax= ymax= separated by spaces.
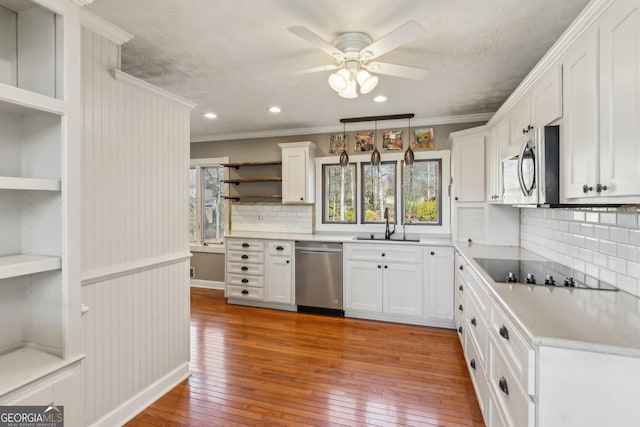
xmin=458 ymin=304 xmax=463 ymax=312
xmin=241 ymin=266 xmax=248 ymax=271
xmin=499 ymin=325 xmax=510 ymax=340
xmin=499 ymin=377 xmax=509 ymax=395
xmin=470 ymin=359 xmax=476 ymax=370
xmin=241 ymin=255 xmax=249 ymax=259
xmin=241 ymin=279 xmax=249 ymax=283
xmin=458 ymin=326 xmax=463 ymax=334
xmin=459 ymin=284 xmax=463 ymax=292
xmin=241 ymin=289 xmax=249 ymax=295
xmin=470 ymin=317 xmax=476 ymax=326
xmin=276 ymin=245 xmax=284 ymax=251
xmin=242 ymin=243 xmax=250 ymax=248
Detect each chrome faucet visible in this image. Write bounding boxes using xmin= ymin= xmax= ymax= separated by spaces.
xmin=384 ymin=207 xmax=396 ymax=240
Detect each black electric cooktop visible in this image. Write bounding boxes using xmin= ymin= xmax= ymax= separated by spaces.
xmin=473 ymin=257 xmax=618 ymax=291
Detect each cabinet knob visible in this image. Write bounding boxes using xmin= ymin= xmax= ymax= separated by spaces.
xmin=458 ymin=326 xmax=463 ymax=334
xmin=471 ymin=317 xmax=476 ymax=326
xmin=241 ymin=289 xmax=249 ymax=295
xmin=381 ymin=253 xmax=386 ymax=257
xmin=459 ymin=265 xmax=464 ymax=271
xmin=286 ymin=260 xmax=290 ymax=264
xmin=384 ymin=265 xmax=388 ymax=269
xmin=241 ymin=278 xmax=249 ymax=283
xmin=454 ymin=196 xmax=459 ymax=201
xmin=522 ymin=128 xmax=527 ymax=134
xmin=242 ymin=243 xmax=250 ymax=248
xmin=300 ymin=197 xmax=303 ymax=201
xmin=241 ymin=266 xmax=248 ymax=271
xmin=582 ymin=184 xmax=593 ymax=193
xmin=467 ymin=239 xmax=472 ymax=243
xmin=378 ymin=265 xmax=382 ymax=269
xmin=470 ymin=359 xmax=476 ymax=370
xmin=596 ymin=184 xmax=608 ymax=193
xmin=499 ymin=377 xmax=509 ymax=395
xmin=499 ymin=325 xmax=510 ymax=340
xmin=276 ymin=245 xmax=284 ymax=251
xmin=458 ymin=304 xmax=463 ymax=312
xmin=430 ymin=251 xmax=435 ymax=255
xmin=459 ymin=284 xmax=463 ymax=292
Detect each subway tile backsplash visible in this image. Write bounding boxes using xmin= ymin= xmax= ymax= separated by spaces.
xmin=231 ymin=203 xmax=314 ymax=234
xmin=521 ymin=207 xmax=640 ymax=297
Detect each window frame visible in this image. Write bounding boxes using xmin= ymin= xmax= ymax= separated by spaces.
xmin=402 ymin=158 xmax=443 ymax=226
xmin=360 ymin=160 xmax=397 ymax=224
xmin=190 ymin=157 xmax=228 ymax=250
xmin=322 ymin=163 xmax=358 ymax=224
xmin=315 ymin=150 xmax=450 ymax=235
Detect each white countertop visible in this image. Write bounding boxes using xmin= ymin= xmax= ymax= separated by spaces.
xmin=225 ymin=231 xmax=453 ymax=246
xmin=455 ymin=243 xmax=640 ymax=357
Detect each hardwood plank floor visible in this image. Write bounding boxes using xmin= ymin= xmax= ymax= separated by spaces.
xmin=126 ymin=288 xmax=484 ymax=427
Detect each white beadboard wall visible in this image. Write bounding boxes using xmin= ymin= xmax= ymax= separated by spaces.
xmin=231 ymin=203 xmax=314 ymax=233
xmin=521 ymin=207 xmax=640 ymax=297
xmin=80 ymin=27 xmax=192 ymax=426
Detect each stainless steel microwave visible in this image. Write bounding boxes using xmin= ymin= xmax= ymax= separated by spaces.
xmin=501 ymin=126 xmax=560 ymax=206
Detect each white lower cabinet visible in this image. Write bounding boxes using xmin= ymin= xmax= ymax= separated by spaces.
xmin=344 ymin=243 xmax=454 ymax=327
xmin=265 ymin=245 xmax=293 ymax=304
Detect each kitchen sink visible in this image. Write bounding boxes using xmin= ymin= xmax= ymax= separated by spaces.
xmin=355 ymin=235 xmax=420 ymax=243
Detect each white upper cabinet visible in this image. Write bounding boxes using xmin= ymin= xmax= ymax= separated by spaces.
xmin=279 ymin=141 xmax=316 ymax=203
xmin=452 ymin=135 xmax=486 ymax=202
xmin=564 ymin=0 xmax=640 ymax=201
xmin=599 ymin=0 xmax=640 ymax=197
xmin=510 ymin=95 xmax=532 ymax=142
xmin=486 ymin=117 xmax=510 ymax=202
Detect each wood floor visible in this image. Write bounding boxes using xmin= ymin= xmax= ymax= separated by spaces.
xmin=126 ymin=288 xmax=484 ymax=427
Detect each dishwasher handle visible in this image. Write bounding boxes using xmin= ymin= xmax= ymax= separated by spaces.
xmin=296 ymin=248 xmax=343 ymax=254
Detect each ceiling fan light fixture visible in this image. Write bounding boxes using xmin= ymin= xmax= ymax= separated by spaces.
xmin=338 ymin=79 xmax=358 ymax=98
xmin=328 ymin=68 xmax=350 ymax=92
xmin=356 ymin=69 xmax=378 ymax=94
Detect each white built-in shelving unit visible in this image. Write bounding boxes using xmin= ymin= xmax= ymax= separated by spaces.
xmin=0 ymin=0 xmax=82 ymax=403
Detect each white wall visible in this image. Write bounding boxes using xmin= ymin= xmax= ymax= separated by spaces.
xmin=80 ymin=27 xmax=192 ymax=426
xmin=521 ymin=207 xmax=640 ymax=297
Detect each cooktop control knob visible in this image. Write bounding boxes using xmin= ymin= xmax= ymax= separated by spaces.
xmin=525 ymin=273 xmax=536 ymax=284
xmin=507 ymin=272 xmax=518 ymax=283
xmin=544 ymin=275 xmax=555 ymax=285
xmin=564 ymin=277 xmax=576 ymax=287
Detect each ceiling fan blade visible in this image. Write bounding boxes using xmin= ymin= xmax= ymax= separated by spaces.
xmin=360 ymin=20 xmax=426 ymax=60
xmin=366 ymin=62 xmax=429 ymax=80
xmin=288 ymin=26 xmax=345 ymax=60
xmin=292 ymin=64 xmax=341 ymax=75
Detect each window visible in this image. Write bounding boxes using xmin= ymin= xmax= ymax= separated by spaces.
xmin=403 ymin=159 xmax=441 ymax=225
xmin=190 ymin=158 xmax=227 ymax=245
xmin=362 ymin=162 xmax=396 ymax=223
xmin=323 ymin=164 xmax=356 ymax=223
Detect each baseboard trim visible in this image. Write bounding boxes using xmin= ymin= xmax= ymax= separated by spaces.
xmin=89 ymin=362 xmax=189 ymax=427
xmin=190 ymin=279 xmax=224 ymax=290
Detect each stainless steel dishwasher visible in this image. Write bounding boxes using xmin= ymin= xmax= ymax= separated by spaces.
xmin=295 ymin=241 xmax=343 ymax=316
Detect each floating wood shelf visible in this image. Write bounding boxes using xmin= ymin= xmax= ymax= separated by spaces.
xmin=224 ymin=195 xmax=282 ymax=201
xmin=223 ymin=177 xmax=282 ymax=185
xmin=221 ymin=161 xmax=282 ymax=169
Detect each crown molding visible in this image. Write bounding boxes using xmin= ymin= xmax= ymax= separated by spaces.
xmin=71 ymin=0 xmax=94 ymax=5
xmin=487 ymin=0 xmax=615 ymax=127
xmin=81 ymin=9 xmax=133 ymax=46
xmin=448 ymin=124 xmax=488 ymax=141
xmin=190 ymin=112 xmax=492 ymax=143
xmin=114 ymin=70 xmax=197 ymax=109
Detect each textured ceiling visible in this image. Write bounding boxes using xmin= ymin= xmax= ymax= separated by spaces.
xmin=87 ymin=0 xmax=590 ymax=141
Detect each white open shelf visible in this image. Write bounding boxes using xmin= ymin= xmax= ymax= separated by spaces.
xmin=0 ymin=84 xmax=65 ymax=116
xmin=0 ymin=176 xmax=60 ymax=191
xmin=0 ymin=347 xmax=83 ymax=399
xmin=0 ymin=254 xmax=61 ymax=280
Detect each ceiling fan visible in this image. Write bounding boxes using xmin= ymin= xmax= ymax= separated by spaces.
xmin=288 ymin=21 xmax=429 ymax=98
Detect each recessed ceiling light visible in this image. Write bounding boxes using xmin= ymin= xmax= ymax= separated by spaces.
xmin=269 ymin=106 xmax=282 ymax=113
xmin=203 ymin=112 xmax=217 ymax=119
xmin=373 ymin=95 xmax=387 ymax=103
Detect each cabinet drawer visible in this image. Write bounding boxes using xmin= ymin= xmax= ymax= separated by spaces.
xmin=345 ymin=244 xmax=421 ymax=263
xmin=227 ymin=239 xmax=265 ymax=252
xmin=489 ymin=337 xmax=535 ymax=427
xmin=227 ymin=285 xmax=264 ymax=300
xmin=227 ymin=262 xmax=264 ymax=276
xmin=465 ymin=294 xmax=489 ymax=369
xmin=490 ymin=302 xmax=535 ymax=396
xmin=489 ymin=390 xmax=509 ymax=427
xmin=267 ymin=240 xmax=293 ymax=256
xmin=227 ymin=274 xmax=263 ymax=288
xmin=467 ymin=268 xmax=491 ymax=316
xmin=227 ymin=250 xmax=264 ymax=264
xmin=454 ymin=311 xmax=464 ymax=345
xmin=465 ymin=335 xmax=489 ymax=420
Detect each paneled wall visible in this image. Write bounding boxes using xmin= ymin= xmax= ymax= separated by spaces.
xmin=80 ymin=28 xmax=192 ymax=426
xmin=521 ymin=207 xmax=640 ymax=297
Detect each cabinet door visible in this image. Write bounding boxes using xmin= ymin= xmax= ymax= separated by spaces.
xmin=383 ymin=262 xmax=422 ymax=316
xmin=265 ymin=255 xmax=293 ymax=304
xmin=530 ymin=63 xmax=563 ymax=127
xmin=563 ymin=26 xmax=599 ymax=198
xmin=509 ymin=96 xmax=531 ymax=143
xmin=599 ymin=0 xmax=640 ymax=197
xmin=486 ymin=126 xmax=500 ymax=202
xmin=345 ymin=260 xmax=383 ymax=312
xmin=423 ymin=247 xmax=454 ymax=322
xmin=453 ymin=136 xmax=485 ymax=202
xmin=282 ymin=146 xmax=308 ymax=203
